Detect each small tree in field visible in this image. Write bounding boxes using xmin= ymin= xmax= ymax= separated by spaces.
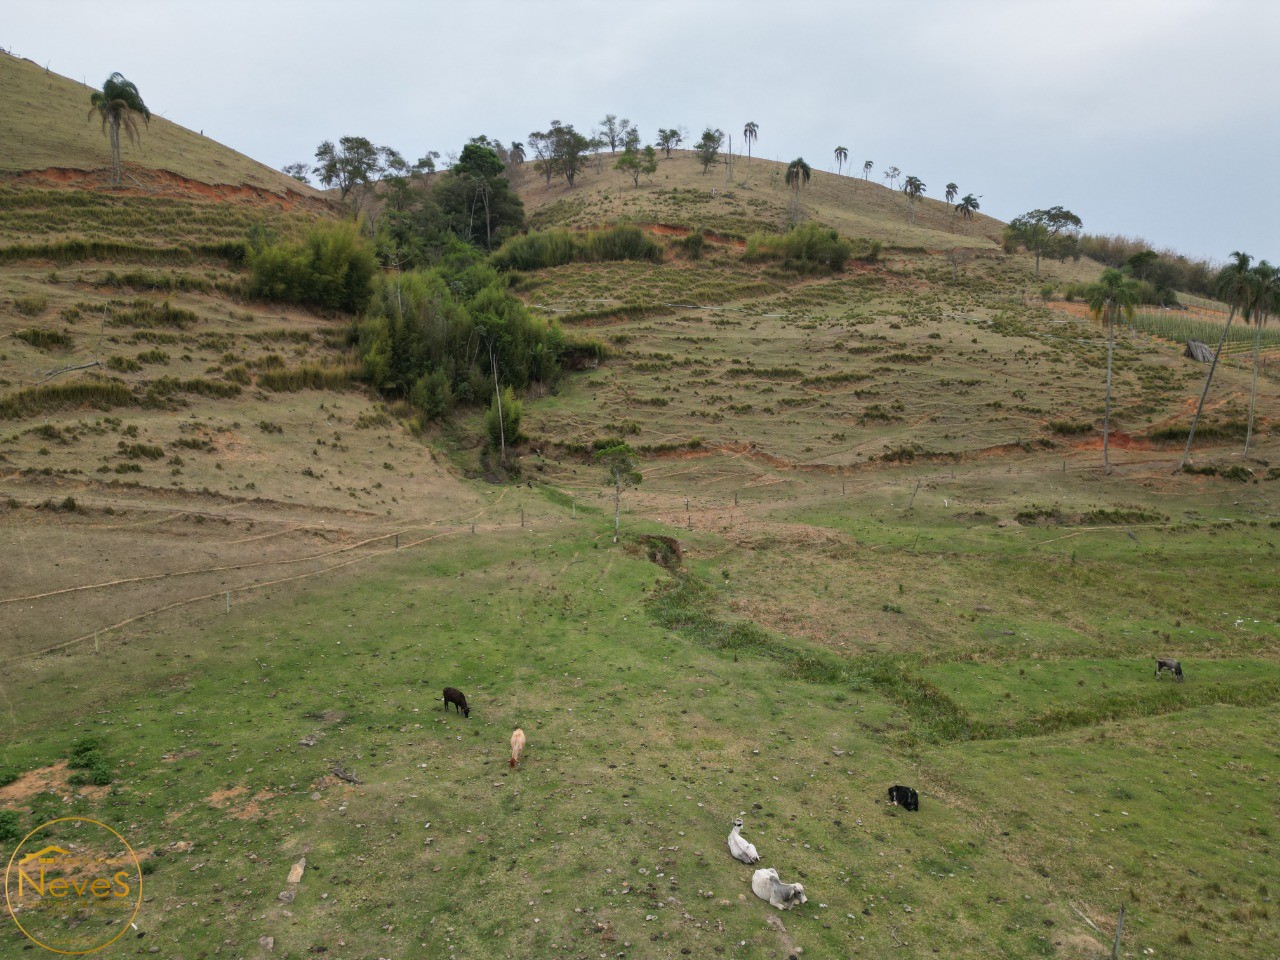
xmin=1005 ymin=206 xmax=1082 ymax=276
xmin=694 ymin=128 xmax=724 ymax=173
xmin=834 ymin=145 xmax=848 ymax=175
xmin=615 ymin=145 xmax=658 ymax=186
xmin=596 ymin=443 xmax=641 ymax=543
xmin=657 ymin=128 xmax=684 ymax=158
xmin=862 ymin=160 xmax=873 ymax=180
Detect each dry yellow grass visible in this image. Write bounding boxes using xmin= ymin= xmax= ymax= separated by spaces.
xmin=0 ymin=52 xmax=320 ymax=196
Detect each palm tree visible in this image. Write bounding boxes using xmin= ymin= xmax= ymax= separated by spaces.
xmin=510 ymin=141 xmax=525 ymax=165
xmin=785 ymin=157 xmax=811 ymax=223
xmin=834 ymin=146 xmax=848 ymax=176
xmin=901 ymin=175 xmax=925 ymax=223
xmin=955 ymin=194 xmax=980 ymax=233
xmin=743 ymin=122 xmax=758 ymax=164
xmin=1180 ymin=251 xmax=1254 ymax=469
xmin=945 ymin=182 xmax=958 ymax=203
xmin=87 ymin=72 xmax=151 ymax=186
xmin=1243 ymin=260 xmax=1276 ymax=456
xmin=862 ymin=160 xmax=873 ymax=180
xmin=1088 ymin=268 xmax=1141 ymax=474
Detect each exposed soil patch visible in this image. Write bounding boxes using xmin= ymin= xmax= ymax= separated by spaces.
xmin=0 ymin=166 xmax=336 ymax=216
xmin=0 ymin=760 xmax=109 ymax=805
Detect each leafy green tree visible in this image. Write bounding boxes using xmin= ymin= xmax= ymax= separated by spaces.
xmin=87 ymin=72 xmax=151 ymax=186
xmin=785 ymin=158 xmax=812 ymax=223
xmin=901 ymin=175 xmax=926 ymax=223
xmin=528 ymin=121 xmax=592 ymax=186
xmin=1180 ymin=251 xmax=1253 ymax=468
xmin=1005 ymin=207 xmax=1082 ymax=276
xmin=657 ymin=128 xmax=684 ymax=158
xmin=834 ymin=146 xmax=848 ymax=176
xmin=615 ymin=145 xmax=658 ymax=186
xmin=1088 ymin=268 xmax=1141 ymax=474
xmin=694 ymin=128 xmax=724 ymax=174
xmin=313 ymin=136 xmax=403 ymax=213
xmin=743 ymin=121 xmax=758 ymax=163
xmin=862 ymin=160 xmax=873 ymax=180
xmin=282 ymin=162 xmax=311 ymax=185
xmin=1244 ymin=260 xmax=1277 ymax=456
xmin=596 ymin=442 xmax=641 ymax=543
xmin=598 ymin=115 xmax=636 ymax=154
xmin=945 ymin=182 xmax=958 ymax=203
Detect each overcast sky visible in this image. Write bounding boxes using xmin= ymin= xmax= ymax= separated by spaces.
xmin=7 ymin=0 xmax=1278 ymax=262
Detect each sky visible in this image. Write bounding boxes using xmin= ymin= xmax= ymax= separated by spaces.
xmin=6 ymin=0 xmax=1278 ymax=263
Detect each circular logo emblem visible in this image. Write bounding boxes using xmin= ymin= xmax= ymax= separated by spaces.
xmin=5 ymin=818 xmax=142 ymax=954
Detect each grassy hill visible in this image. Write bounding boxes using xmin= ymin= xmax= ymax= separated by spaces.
xmin=0 ymin=69 xmax=1277 ymax=960
xmin=0 ymin=52 xmax=322 ymax=198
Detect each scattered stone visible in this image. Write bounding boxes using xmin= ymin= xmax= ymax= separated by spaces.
xmin=277 ymin=890 xmax=295 ymax=904
xmin=287 ymin=858 xmax=306 ymax=884
xmin=259 ymin=935 xmax=274 ymax=951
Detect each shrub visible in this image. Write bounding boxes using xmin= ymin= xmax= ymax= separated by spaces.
xmin=107 ymin=355 xmax=141 ymax=372
xmin=248 ymin=221 xmax=377 ymax=313
xmin=258 ymin=364 xmax=359 ymax=392
xmin=14 ymin=294 xmax=48 ymax=316
xmin=745 ymin=223 xmax=854 ymax=273
xmin=13 ymin=328 xmax=72 ymax=350
xmin=489 ymin=225 xmax=662 ymax=271
xmin=0 ymin=809 xmax=20 ymax=843
xmin=0 ymin=379 xmax=134 ymax=419
xmin=411 ymin=368 xmax=454 ymax=421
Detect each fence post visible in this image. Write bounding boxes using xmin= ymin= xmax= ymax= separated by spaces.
xmin=1111 ymin=905 xmax=1125 ymax=960
xmin=225 ymin=591 xmax=230 ymax=613
xmin=520 ymin=507 xmax=525 ymax=527
xmin=395 ymin=532 xmax=400 ymax=549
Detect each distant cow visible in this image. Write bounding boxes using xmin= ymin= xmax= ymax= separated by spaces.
xmin=888 ymin=785 xmax=919 ymax=811
xmin=1155 ymin=658 xmax=1184 ymax=682
xmin=510 ymin=728 xmax=526 ymax=768
xmin=442 ymin=687 xmax=471 ymax=717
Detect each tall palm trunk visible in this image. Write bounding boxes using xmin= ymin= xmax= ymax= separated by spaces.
xmin=1103 ymin=306 xmax=1115 ymax=474
xmin=1179 ymin=305 xmax=1237 ymax=470
xmin=109 ymin=117 xmax=121 ymax=185
xmin=1244 ymin=314 xmax=1264 ymax=456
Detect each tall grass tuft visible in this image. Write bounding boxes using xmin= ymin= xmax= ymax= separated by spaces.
xmin=0 ymin=379 xmax=134 ymax=419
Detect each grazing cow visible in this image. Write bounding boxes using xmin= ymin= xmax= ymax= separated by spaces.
xmin=510 ymin=728 xmax=526 ymax=768
xmin=442 ymin=687 xmax=470 ymax=717
xmin=1155 ymin=658 xmax=1184 ymax=682
xmin=888 ymin=785 xmax=919 ymax=811
xmin=750 ymin=867 xmax=807 ymax=910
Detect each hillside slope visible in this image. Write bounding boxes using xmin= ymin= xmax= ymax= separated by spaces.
xmin=516 ymin=148 xmax=1008 ymax=252
xmin=0 ymin=52 xmax=320 ymax=198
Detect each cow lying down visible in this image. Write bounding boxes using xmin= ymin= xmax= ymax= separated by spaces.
xmin=751 ymin=867 xmax=808 ymax=910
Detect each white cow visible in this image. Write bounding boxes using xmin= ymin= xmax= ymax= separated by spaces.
xmin=751 ymin=867 xmax=808 ymax=910
xmin=727 ymin=818 xmax=760 ymax=864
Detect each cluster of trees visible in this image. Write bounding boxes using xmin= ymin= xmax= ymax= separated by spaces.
xmin=247 ymin=221 xmax=377 ymax=313
xmin=1084 ymin=250 xmax=1276 ymax=474
xmin=1079 ymin=234 xmax=1219 ymax=300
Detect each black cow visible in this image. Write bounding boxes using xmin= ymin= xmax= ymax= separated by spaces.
xmin=888 ymin=785 xmax=919 ymax=811
xmin=442 ymin=687 xmax=471 ymax=717
xmin=1155 ymin=658 xmax=1184 ymax=682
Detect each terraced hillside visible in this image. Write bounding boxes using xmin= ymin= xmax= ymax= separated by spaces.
xmin=1 ymin=58 xmax=1277 ymax=960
